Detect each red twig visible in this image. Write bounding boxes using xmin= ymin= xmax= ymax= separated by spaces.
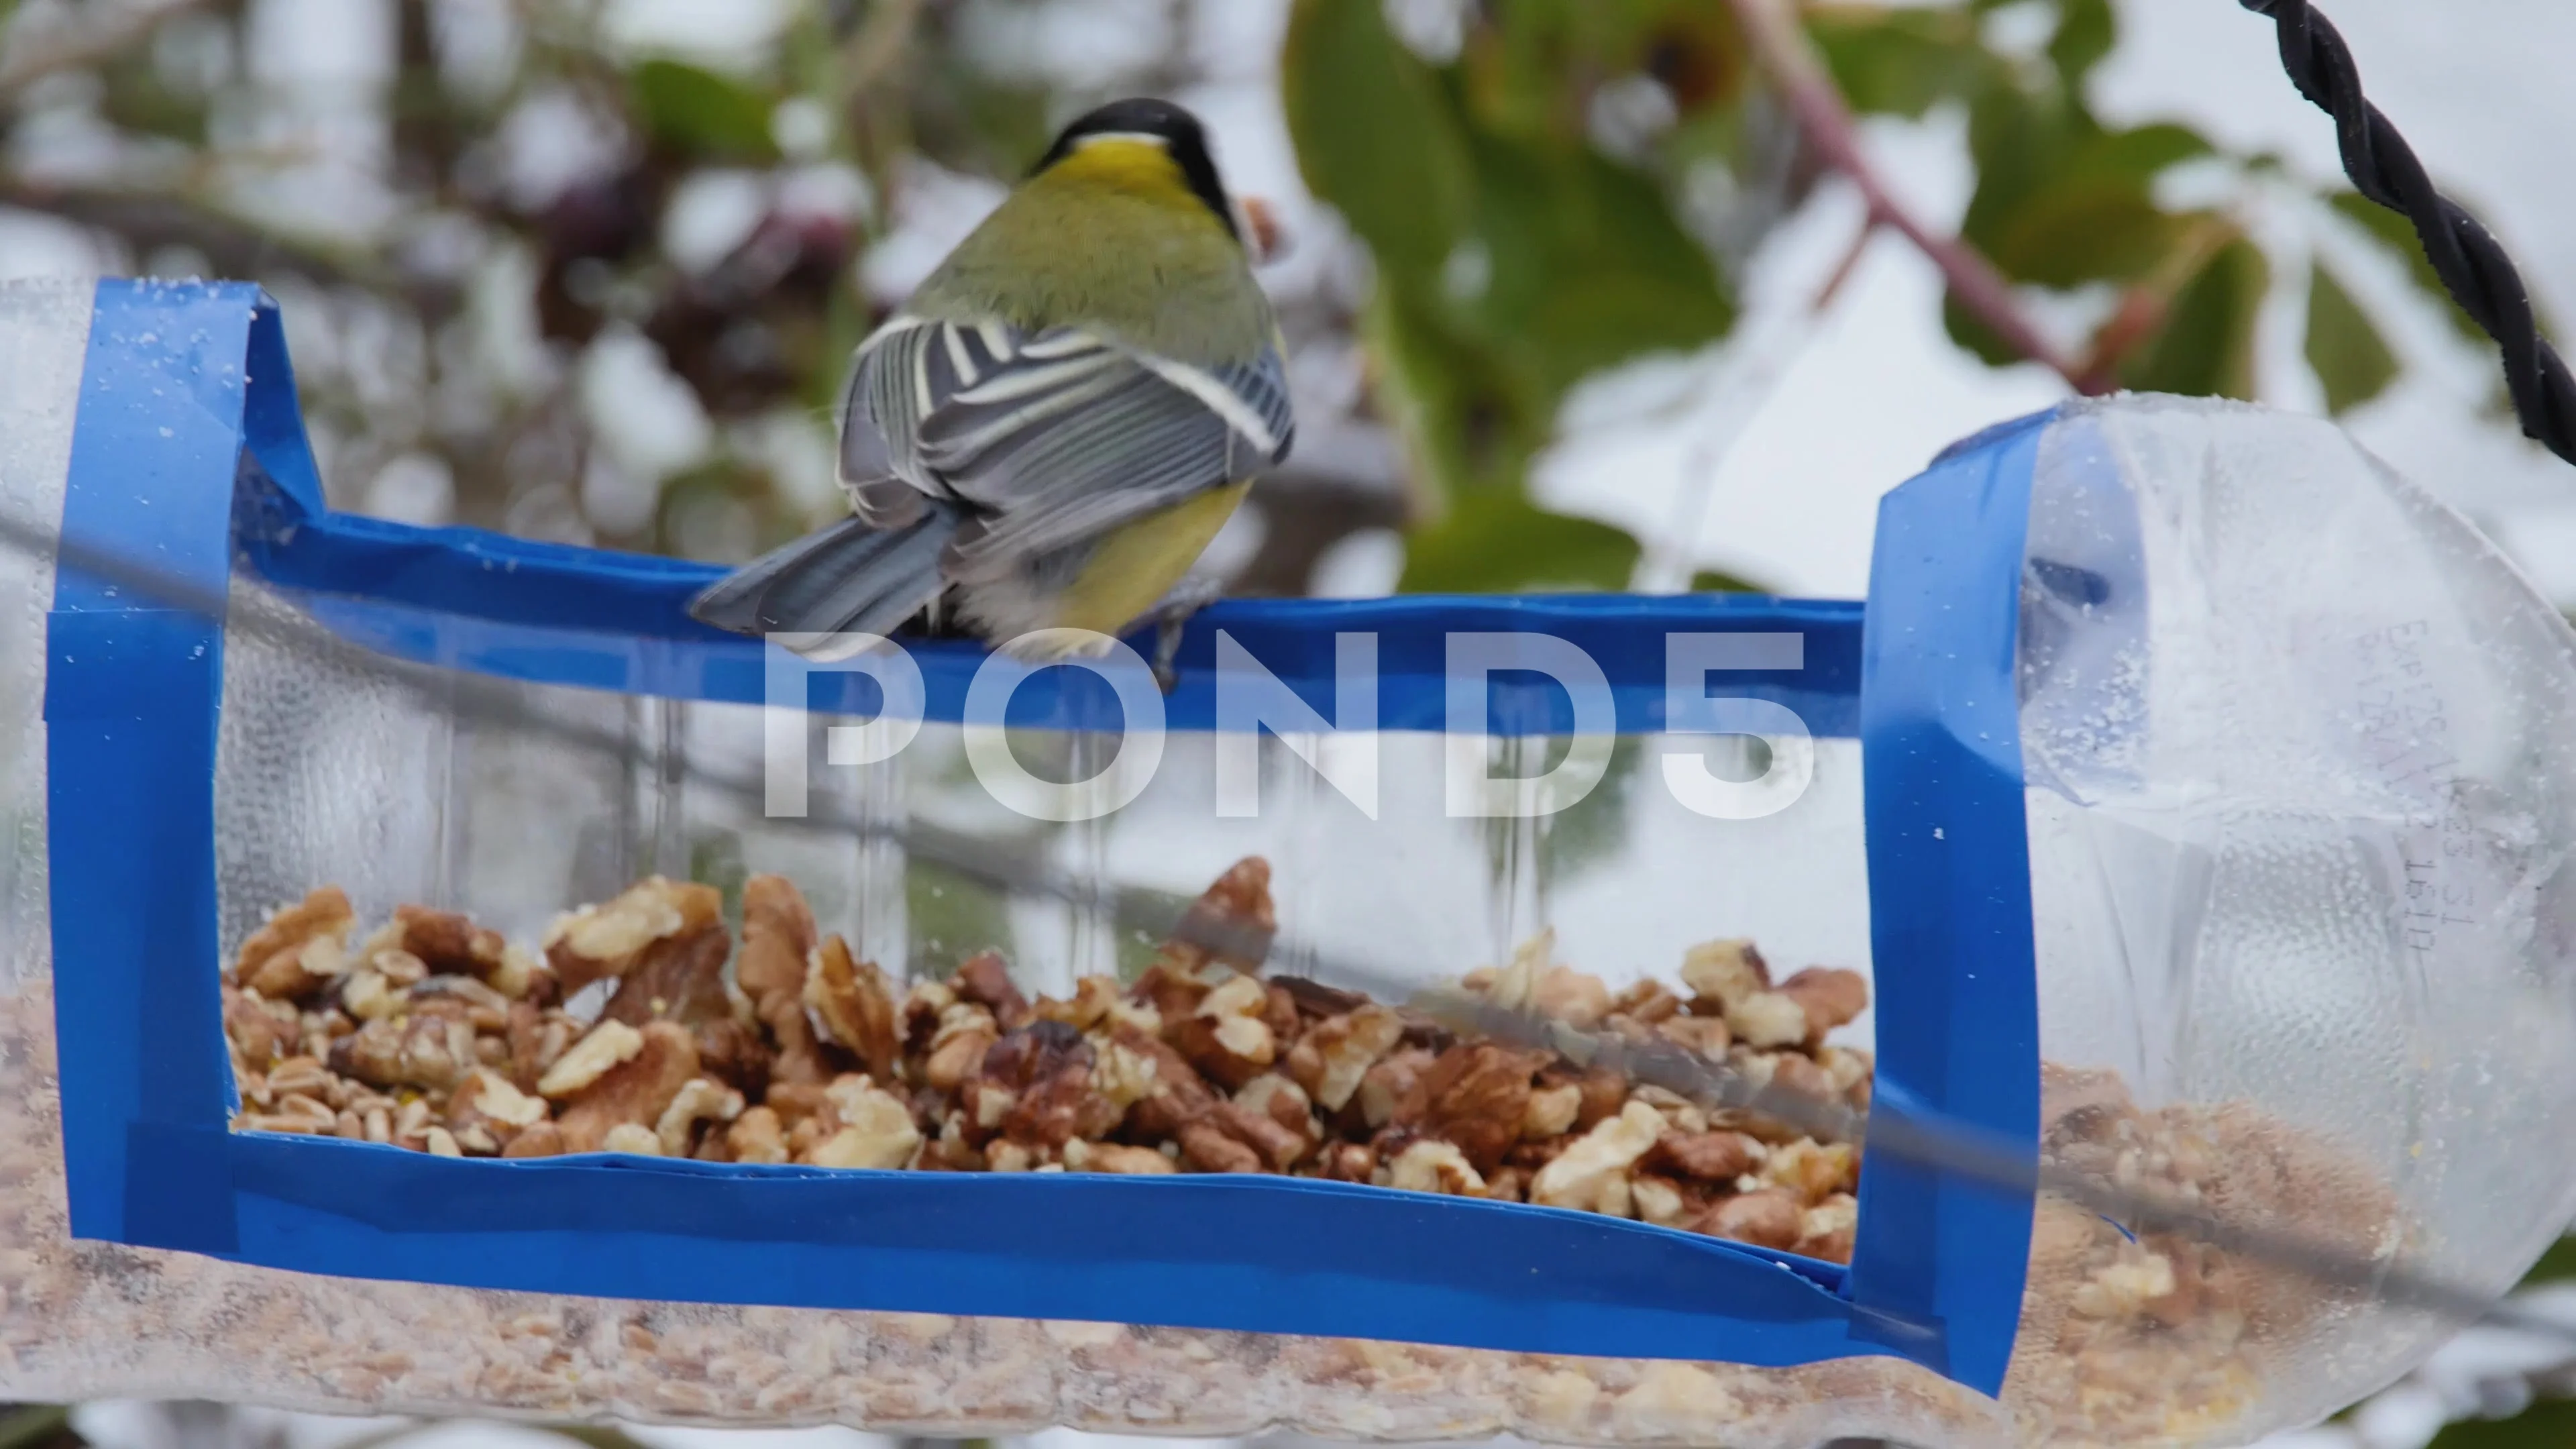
xmin=1723 ymin=0 xmax=2096 ymax=391
xmin=1809 ymin=215 xmax=1878 ymax=313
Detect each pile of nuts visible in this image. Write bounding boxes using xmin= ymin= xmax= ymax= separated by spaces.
xmin=0 ymin=854 xmax=2383 ymax=1446
xmin=224 ymin=856 xmax=1876 ymax=1265
xmin=1999 ymin=1063 xmax=2403 ymax=1445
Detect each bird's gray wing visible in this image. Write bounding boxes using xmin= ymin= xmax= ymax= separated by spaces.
xmin=843 ymin=315 xmax=1295 ymax=574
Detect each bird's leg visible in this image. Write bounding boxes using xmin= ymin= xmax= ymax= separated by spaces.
xmin=1130 ymin=574 xmax=1225 ymax=695
xmin=904 ymin=588 xmax=975 ymax=645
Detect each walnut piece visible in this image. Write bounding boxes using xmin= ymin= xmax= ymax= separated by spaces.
xmin=327 ymin=1013 xmax=478 ymax=1092
xmin=1699 ymin=1187 xmax=1801 ymax=1249
xmin=1796 ymin=1192 xmax=1859 ymax=1262
xmin=969 ymin=1022 xmax=1118 ymax=1149
xmin=537 ymin=1018 xmax=645 ymax=1098
xmin=1295 ymin=1004 xmax=1403 ymax=1112
xmin=233 ymin=887 xmax=355 ymax=1004
xmin=1175 ymin=1118 xmax=1261 ymax=1173
xmin=1034 ymin=975 xmax=1119 ymax=1032
xmin=656 ymin=1077 xmax=747 ymax=1157
xmin=222 ymin=989 xmax=297 ymax=1068
xmin=448 ymin=1068 xmax=547 ymax=1147
xmin=555 ymin=1021 xmax=700 ymax=1155
xmin=951 ymin=951 xmax=1032 ymax=1033
xmin=1652 ymin=1128 xmax=1762 ymax=1183
xmin=600 ymin=918 xmax=733 ymax=1030
xmin=801 ymin=1075 xmax=921 ymax=1169
xmin=804 ymin=934 xmax=902 ymax=1083
xmin=1169 ymin=972 xmax=1276 ymax=1090
xmin=1158 ymin=855 xmax=1276 ymax=975
xmin=543 ymin=877 xmax=720 ymax=997
xmin=1062 ymin=1139 xmax=1175 ymax=1175
xmin=1776 ymin=967 xmax=1868 ymax=1040
xmin=1760 ymin=1138 xmax=1858 ymax=1203
xmin=1680 ymin=938 xmax=1769 ymax=1008
xmin=1521 ymin=1082 xmax=1583 ymax=1140
xmin=1355 ymin=1045 xmax=1434 ymax=1130
xmin=736 ymin=874 xmax=828 ymax=1086
xmin=1386 ymin=1138 xmax=1485 ymax=1196
xmin=1724 ymin=991 xmax=1811 ymax=1051
xmin=601 ymin=1122 xmax=662 ymax=1156
xmin=1529 ymin=1101 xmax=1665 ymax=1214
xmin=381 ymin=904 xmax=553 ymax=1002
xmin=725 ymin=1106 xmax=790 ymax=1165
xmin=500 ymin=1121 xmax=564 ymax=1158
xmin=1416 ymin=1042 xmax=1542 ymax=1174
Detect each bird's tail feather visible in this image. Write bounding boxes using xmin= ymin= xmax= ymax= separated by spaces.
xmin=687 ymin=504 xmax=962 ymax=647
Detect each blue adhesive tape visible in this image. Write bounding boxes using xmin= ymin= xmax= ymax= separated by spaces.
xmin=48 ymin=281 xmax=248 ymax=1252
xmin=1845 ymin=407 xmax=2052 ymax=1396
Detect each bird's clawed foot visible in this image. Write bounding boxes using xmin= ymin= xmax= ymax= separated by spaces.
xmin=1136 ymin=574 xmax=1224 ymax=695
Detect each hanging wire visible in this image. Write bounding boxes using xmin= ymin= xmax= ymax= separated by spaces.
xmin=2243 ymin=0 xmax=2576 ymax=468
xmin=19 ymin=504 xmax=2576 ymax=1351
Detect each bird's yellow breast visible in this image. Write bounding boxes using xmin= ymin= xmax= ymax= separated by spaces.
xmin=1049 ymin=480 xmax=1253 ymax=637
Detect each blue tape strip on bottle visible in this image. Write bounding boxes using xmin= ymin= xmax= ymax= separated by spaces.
xmin=43 ymin=278 xmax=2043 ymax=1394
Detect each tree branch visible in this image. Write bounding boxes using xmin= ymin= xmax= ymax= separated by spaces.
xmin=2071 ymin=213 xmax=2241 ymax=393
xmin=0 ymin=177 xmax=395 ymax=292
xmin=1721 ymin=0 xmax=2096 ymax=390
xmin=837 ymin=0 xmax=924 ymax=106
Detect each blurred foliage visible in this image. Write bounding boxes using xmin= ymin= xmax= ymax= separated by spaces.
xmin=1807 ymin=0 xmax=2464 ymax=413
xmin=0 ymin=0 xmax=2498 ymax=600
xmin=1269 ymin=0 xmax=2489 ymax=596
xmin=2429 ymin=1401 xmax=2576 ymax=1448
xmin=1284 ymin=0 xmax=1755 ymax=591
xmin=2521 ymin=1232 xmax=2576 ymax=1287
xmin=2307 ymin=258 xmax=2400 ymax=416
xmin=629 ymin=59 xmax=781 ymax=163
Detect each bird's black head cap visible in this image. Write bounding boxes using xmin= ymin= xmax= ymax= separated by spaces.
xmin=1033 ymin=96 xmax=1240 ymax=242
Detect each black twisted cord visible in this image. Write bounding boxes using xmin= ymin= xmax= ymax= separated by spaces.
xmin=2243 ymin=0 xmax=2576 ymax=468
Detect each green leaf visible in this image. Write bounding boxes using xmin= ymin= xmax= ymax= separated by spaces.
xmin=1807 ymin=5 xmax=1994 ymax=119
xmin=2047 ymin=0 xmax=2117 ymax=83
xmin=1282 ymin=0 xmax=1474 ymax=280
xmin=2328 ymin=191 xmax=2506 ymax=347
xmin=1970 ymin=122 xmax=2214 ymax=289
xmin=2306 ymin=260 xmax=2401 ymax=415
xmin=2516 ymin=1232 xmax=2576 ymax=1287
xmin=1986 ymin=176 xmax=2178 ymax=287
xmin=1399 ymin=491 xmax=1642 ymax=593
xmin=1690 ymin=568 xmax=1764 ymax=593
xmin=629 ymin=58 xmax=778 ymax=160
xmin=2118 ymin=234 xmax=2269 ymax=400
xmin=97 ymin=35 xmax=211 ymax=144
xmin=688 ymin=830 xmax=749 ymax=930
xmin=1941 ymin=289 xmax=2025 ymax=370
xmin=1461 ymin=138 xmax=1737 ymax=393
xmin=1533 ymin=737 xmax=1645 ymax=884
xmin=2072 ymin=121 xmax=2217 ymax=182
xmin=2426 ymin=1396 xmax=2576 ymax=1448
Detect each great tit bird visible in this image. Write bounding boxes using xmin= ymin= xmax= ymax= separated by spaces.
xmin=686 ymin=97 xmax=1294 ymax=676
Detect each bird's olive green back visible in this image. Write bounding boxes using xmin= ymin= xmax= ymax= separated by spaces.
xmin=905 ymin=138 xmax=1277 ymax=368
